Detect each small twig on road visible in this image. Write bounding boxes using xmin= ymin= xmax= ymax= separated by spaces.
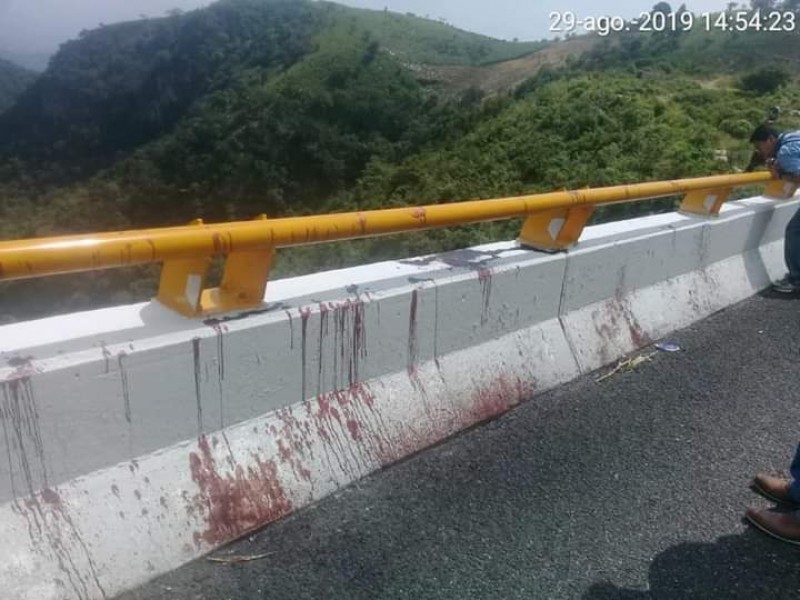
xmin=596 ymin=352 xmax=658 ymax=383
xmin=207 ymin=551 xmax=276 ymax=564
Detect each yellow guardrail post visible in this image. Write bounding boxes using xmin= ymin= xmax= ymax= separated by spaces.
xmin=202 ymin=214 xmax=275 ymax=316
xmin=765 ymin=180 xmax=798 ymax=200
xmin=157 ymin=219 xmax=212 ymax=316
xmin=680 ymin=188 xmax=732 ymax=216
xmin=157 ymin=215 xmax=276 ymax=317
xmin=518 ymin=205 xmax=595 ymax=251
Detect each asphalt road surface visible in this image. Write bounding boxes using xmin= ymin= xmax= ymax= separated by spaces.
xmin=119 ymin=291 xmax=800 ymax=600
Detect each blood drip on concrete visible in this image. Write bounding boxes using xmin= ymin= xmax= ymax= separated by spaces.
xmin=300 ymin=307 xmax=312 ymax=401
xmin=478 ymin=268 xmax=493 ymax=326
xmin=192 ymin=338 xmax=203 ymax=435
xmin=0 ymin=374 xmax=106 ymax=599
xmin=407 ymin=289 xmax=419 ymax=374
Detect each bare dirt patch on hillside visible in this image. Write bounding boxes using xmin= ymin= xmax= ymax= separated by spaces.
xmin=407 ymin=37 xmax=597 ymax=96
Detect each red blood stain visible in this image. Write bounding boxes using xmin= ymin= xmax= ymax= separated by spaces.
xmin=300 ymin=307 xmax=313 ymax=400
xmin=317 ymin=426 xmax=331 ymax=442
xmin=478 ymin=268 xmax=493 ymax=326
xmin=350 ymin=383 xmax=375 ymax=408
xmin=40 ymin=488 xmax=61 ymax=506
xmin=346 ymin=419 xmax=362 ymax=441
xmin=276 ymin=439 xmax=293 ymax=463
xmin=317 ymin=394 xmax=332 ymax=417
xmin=374 ymin=373 xmax=533 ymax=468
xmin=468 ymin=375 xmax=533 ymax=424
xmin=285 ymin=310 xmax=295 ymax=350
xmin=188 ymin=436 xmax=292 ymax=546
xmin=592 ymin=298 xmax=652 ymax=364
xmin=357 ymin=213 xmax=368 ymax=234
xmin=411 ymin=207 xmax=427 ymax=222
xmin=274 ymin=408 xmax=314 ymax=483
xmin=407 ymin=290 xmax=419 ymax=374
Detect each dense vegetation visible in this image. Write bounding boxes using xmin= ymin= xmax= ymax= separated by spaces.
xmin=1 ymin=0 xmax=800 ymax=321
xmin=0 ymin=58 xmax=37 ymax=114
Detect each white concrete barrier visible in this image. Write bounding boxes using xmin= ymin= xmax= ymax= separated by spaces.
xmin=0 ymin=195 xmax=795 ymax=599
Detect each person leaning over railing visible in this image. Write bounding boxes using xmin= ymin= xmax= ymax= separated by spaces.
xmin=749 ymin=124 xmax=800 ymax=294
xmin=742 ymin=130 xmax=800 ymax=545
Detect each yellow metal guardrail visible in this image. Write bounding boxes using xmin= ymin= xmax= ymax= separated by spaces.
xmin=0 ymin=172 xmax=795 ymax=317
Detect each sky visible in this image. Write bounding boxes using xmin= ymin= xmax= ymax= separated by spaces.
xmin=0 ymin=0 xmax=733 ymax=58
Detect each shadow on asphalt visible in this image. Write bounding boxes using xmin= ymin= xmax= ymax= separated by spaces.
xmin=583 ymin=528 xmax=800 ymax=599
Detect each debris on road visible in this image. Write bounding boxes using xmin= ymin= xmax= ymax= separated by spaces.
xmin=207 ymin=552 xmax=276 ymax=565
xmin=655 ymin=341 xmax=681 ymax=353
xmin=596 ymin=352 xmax=658 ymax=383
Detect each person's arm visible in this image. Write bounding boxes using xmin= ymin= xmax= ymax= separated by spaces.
xmin=745 ymin=150 xmax=763 ymax=173
xmin=773 ymin=147 xmax=800 ymax=183
xmin=780 ymin=172 xmax=800 ymax=184
xmin=768 ymin=160 xmax=800 ymax=184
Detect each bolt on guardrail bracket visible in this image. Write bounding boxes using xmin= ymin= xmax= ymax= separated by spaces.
xmin=518 ymin=206 xmax=594 ymax=251
xmin=157 ymin=215 xmax=275 ymax=318
xmin=679 ymin=187 xmax=732 ymax=216
xmin=764 ymin=180 xmax=798 ymax=200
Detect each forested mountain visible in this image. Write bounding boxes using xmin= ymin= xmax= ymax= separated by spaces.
xmin=1 ymin=0 xmax=799 ymax=321
xmin=0 ymin=58 xmax=37 ymax=114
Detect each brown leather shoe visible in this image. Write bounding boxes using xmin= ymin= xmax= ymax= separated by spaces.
xmin=751 ymin=473 xmax=799 ymax=506
xmin=746 ymin=507 xmax=800 ymax=545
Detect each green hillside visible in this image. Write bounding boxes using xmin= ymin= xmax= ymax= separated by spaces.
xmin=0 ymin=0 xmax=544 ymax=183
xmin=315 ymin=1 xmax=545 ymax=66
xmin=0 ymin=58 xmax=36 ymax=114
xmin=0 ymin=0 xmax=319 ymax=180
xmin=2 ymin=0 xmax=800 ymax=321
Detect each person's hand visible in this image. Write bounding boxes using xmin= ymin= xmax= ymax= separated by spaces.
xmin=766 ymin=158 xmax=781 ymax=178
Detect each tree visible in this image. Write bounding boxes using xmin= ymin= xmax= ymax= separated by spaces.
xmin=652 ymin=2 xmax=673 ymax=14
xmin=739 ymin=66 xmax=790 ymax=94
xmin=459 ymin=86 xmax=484 ymax=107
xmin=750 ymin=0 xmax=776 ymax=9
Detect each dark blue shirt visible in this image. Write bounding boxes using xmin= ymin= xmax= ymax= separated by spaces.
xmin=776 ymin=131 xmax=800 ymax=175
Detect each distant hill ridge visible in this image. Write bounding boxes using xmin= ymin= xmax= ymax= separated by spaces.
xmin=0 ymin=57 xmax=37 ymax=114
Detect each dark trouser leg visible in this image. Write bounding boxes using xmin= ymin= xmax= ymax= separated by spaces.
xmin=785 ymin=206 xmax=800 ymax=283
xmin=789 ymin=443 xmax=800 ymax=503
